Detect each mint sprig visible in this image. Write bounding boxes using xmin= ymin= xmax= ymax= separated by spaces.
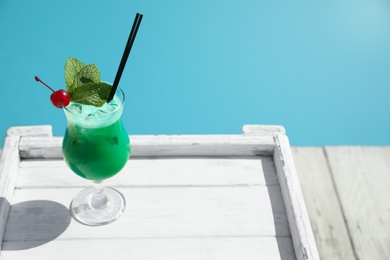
xmin=71 ymin=82 xmax=111 ymax=107
xmin=74 ymin=64 xmax=100 ymax=88
xmin=65 ymin=58 xmax=85 ymax=91
xmin=64 ymin=57 xmax=109 ymax=107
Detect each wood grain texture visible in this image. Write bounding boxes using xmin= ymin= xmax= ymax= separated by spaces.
xmin=1 ymin=237 xmax=295 ymax=260
xmin=325 ymin=146 xmax=390 ymax=260
xmin=18 ymin=134 xmax=275 ymax=159
xmin=291 ymin=147 xmax=356 ymax=260
xmin=6 ymin=125 xmax=52 ymax=137
xmin=1 ymin=125 xmax=321 ymax=259
xmin=274 ymin=136 xmax=319 ymax=260
xmin=0 ymin=126 xmax=53 ymax=249
xmin=17 ymin=157 xmax=279 ymax=188
xmin=0 ymin=136 xmax=20 ymax=248
xmin=5 ymin=187 xmax=290 ymax=240
xmin=242 ymin=125 xmax=286 ymax=136
xmin=3 ymin=142 xmax=296 ymax=260
xmin=1 ymin=185 xmax=294 ymax=260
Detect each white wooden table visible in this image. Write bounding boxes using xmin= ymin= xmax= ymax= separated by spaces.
xmin=0 ymin=125 xmax=318 ymax=260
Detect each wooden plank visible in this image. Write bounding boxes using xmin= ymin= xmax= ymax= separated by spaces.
xmin=3 ymin=125 xmax=312 ymax=259
xmin=0 ymin=136 xmax=20 ymax=249
xmin=17 ymin=157 xmax=279 ymax=188
xmin=0 ymin=126 xmax=53 ymax=251
xmin=325 ymin=146 xmax=390 ymax=260
xmin=273 ymin=136 xmax=319 ymax=260
xmin=291 ymin=147 xmax=356 ymax=260
xmin=6 ymin=125 xmax=52 ymax=137
xmin=242 ymin=125 xmax=286 ymax=136
xmin=0 ymin=237 xmax=295 ymax=260
xmin=4 ymin=187 xmax=291 ymax=240
xmin=18 ymin=135 xmax=275 ymax=159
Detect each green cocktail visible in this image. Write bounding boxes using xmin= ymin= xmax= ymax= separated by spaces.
xmin=63 ymin=87 xmax=130 ymax=226
xmin=62 ymin=103 xmax=130 ymax=181
xmin=36 ymin=11 xmax=143 ymax=226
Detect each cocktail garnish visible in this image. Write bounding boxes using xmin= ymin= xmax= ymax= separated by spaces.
xmin=64 ymin=57 xmax=110 ymax=107
xmin=71 ymin=82 xmax=112 ymax=107
xmin=34 ymin=76 xmax=71 ymax=108
xmin=64 ymin=58 xmax=85 ymax=91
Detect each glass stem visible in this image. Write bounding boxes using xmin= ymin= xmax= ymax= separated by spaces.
xmin=90 ymin=180 xmax=108 ymax=209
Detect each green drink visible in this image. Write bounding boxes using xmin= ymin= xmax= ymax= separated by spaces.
xmin=63 ymin=87 xmax=130 ymax=226
xmin=62 ymin=94 xmax=130 ymax=180
xmin=36 ymin=11 xmax=143 ymax=226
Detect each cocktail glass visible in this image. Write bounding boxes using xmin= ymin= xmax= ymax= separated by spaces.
xmin=62 ymin=88 xmax=130 ymax=226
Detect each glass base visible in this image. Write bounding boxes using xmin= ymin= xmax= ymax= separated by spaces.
xmin=70 ymin=186 xmax=126 ymax=226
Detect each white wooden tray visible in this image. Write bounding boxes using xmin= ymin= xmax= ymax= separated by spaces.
xmin=0 ymin=125 xmax=318 ymax=260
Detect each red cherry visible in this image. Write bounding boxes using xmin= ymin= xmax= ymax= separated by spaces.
xmin=50 ymin=90 xmax=71 ymax=108
xmin=35 ymin=76 xmax=70 ymax=108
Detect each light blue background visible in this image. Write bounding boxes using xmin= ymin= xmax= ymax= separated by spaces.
xmin=1 ymin=0 xmax=390 ymax=147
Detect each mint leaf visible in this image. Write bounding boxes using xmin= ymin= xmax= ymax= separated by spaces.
xmin=73 ymin=64 xmax=100 ymax=89
xmin=71 ymin=82 xmax=111 ymax=107
xmin=63 ymin=57 xmax=108 ymax=107
xmin=64 ymin=58 xmax=85 ymax=91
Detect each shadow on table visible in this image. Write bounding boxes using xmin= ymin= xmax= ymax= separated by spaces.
xmin=2 ymin=200 xmax=71 ymax=250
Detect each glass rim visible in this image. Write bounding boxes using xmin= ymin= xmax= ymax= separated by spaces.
xmin=63 ymin=87 xmax=125 ymax=117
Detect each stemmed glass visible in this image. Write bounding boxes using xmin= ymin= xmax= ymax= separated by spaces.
xmin=62 ymin=88 xmax=130 ymax=226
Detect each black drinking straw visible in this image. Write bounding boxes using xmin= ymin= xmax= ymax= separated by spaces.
xmin=107 ymin=13 xmax=143 ymax=102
